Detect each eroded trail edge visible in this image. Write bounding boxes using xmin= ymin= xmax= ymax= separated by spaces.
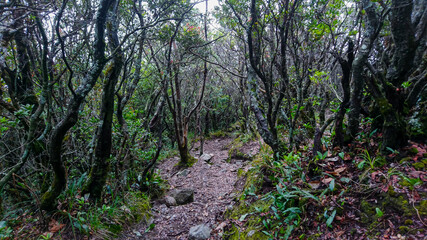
xmin=120 ymin=137 xmax=260 ymax=240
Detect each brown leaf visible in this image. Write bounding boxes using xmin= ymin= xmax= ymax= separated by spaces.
xmin=49 ymin=219 xmax=65 ymax=233
xmin=335 ymin=166 xmax=347 ymax=174
xmin=408 ymin=171 xmax=424 ymax=179
xmin=308 ymin=181 xmax=321 ymax=189
xmin=322 ymin=177 xmax=333 ymax=185
xmin=344 ymin=154 xmax=352 ymax=161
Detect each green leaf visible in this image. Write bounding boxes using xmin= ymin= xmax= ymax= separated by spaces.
xmin=338 ymin=152 xmax=344 ymax=159
xmin=326 ymin=210 xmax=336 ymax=227
xmin=239 ymin=213 xmax=249 ymax=221
xmin=0 ymin=221 xmax=7 ymax=229
xmin=329 ymin=179 xmax=335 ymax=191
xmin=145 ymin=223 xmax=155 ymax=233
xmin=357 ymin=160 xmax=365 ymax=170
xmin=375 ymin=208 xmax=383 ymax=217
xmin=340 ymin=177 xmax=350 ymax=183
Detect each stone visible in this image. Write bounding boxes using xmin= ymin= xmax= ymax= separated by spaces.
xmin=188 ymin=224 xmax=211 ymax=240
xmin=200 ymin=154 xmax=213 ymax=162
xmin=170 ymin=188 xmax=194 ymax=205
xmin=177 ymin=169 xmax=190 ymax=177
xmin=164 ymin=196 xmax=177 ymax=207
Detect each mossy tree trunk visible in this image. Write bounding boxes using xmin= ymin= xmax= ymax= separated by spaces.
xmin=40 ymin=0 xmax=113 ymax=210
xmin=348 ymin=0 xmax=379 ymax=139
xmin=333 ymin=40 xmax=354 ymax=148
xmin=82 ymin=0 xmax=123 ymax=201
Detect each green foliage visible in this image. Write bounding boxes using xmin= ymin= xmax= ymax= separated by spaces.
xmin=0 ymin=221 xmax=13 ymax=239
xmin=357 ymin=149 xmax=384 ymax=170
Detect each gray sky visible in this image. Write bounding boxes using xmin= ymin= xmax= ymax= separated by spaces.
xmin=194 ymin=0 xmax=220 ymax=13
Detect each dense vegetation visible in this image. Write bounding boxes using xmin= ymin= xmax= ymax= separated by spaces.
xmin=0 ymin=0 xmax=426 ymax=239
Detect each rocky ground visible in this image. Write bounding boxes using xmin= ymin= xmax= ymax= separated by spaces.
xmin=119 ymin=137 xmax=260 ymax=240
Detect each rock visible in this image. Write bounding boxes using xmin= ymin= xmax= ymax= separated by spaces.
xmin=177 ymin=169 xmax=190 ymax=177
xmin=188 ymin=224 xmax=211 ymax=240
xmin=133 ymin=230 xmax=142 ymax=237
xmin=164 ymin=196 xmax=177 ymax=207
xmin=200 ymin=154 xmax=213 ymax=162
xmin=170 ymin=188 xmax=194 ymax=205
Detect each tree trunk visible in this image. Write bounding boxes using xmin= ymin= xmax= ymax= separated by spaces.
xmin=333 ymin=40 xmax=354 ymax=147
xmin=83 ymin=0 xmax=122 ymax=201
xmin=348 ymin=0 xmax=379 ymax=138
xmin=40 ymin=0 xmax=113 ymax=210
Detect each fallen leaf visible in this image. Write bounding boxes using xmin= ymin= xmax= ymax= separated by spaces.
xmin=408 ymin=171 xmax=424 ymax=179
xmin=308 ymin=181 xmax=321 ymax=189
xmin=344 ymin=154 xmax=352 ymax=161
xmin=335 ymin=166 xmax=347 ymax=174
xmin=322 ymin=177 xmax=333 ymax=185
xmin=49 ymin=219 xmax=65 ymax=233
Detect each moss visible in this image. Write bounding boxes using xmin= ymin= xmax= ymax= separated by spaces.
xmin=419 ymin=200 xmax=427 ymax=216
xmin=308 ymin=233 xmax=322 ymax=240
xmin=360 ymin=200 xmax=375 ymax=224
xmin=125 ymin=192 xmax=151 ymax=222
xmin=412 ymin=162 xmax=425 ymax=170
xmin=388 ymin=186 xmax=398 ymax=197
xmin=409 ymin=147 xmax=419 ymax=154
xmin=423 ymin=153 xmax=427 ymax=158
xmin=237 ymin=168 xmax=245 ymax=177
xmin=224 ymin=151 xmax=272 ymax=240
xmin=209 ymin=130 xmax=228 ymax=139
xmin=225 ymin=198 xmax=272 ymax=240
xmin=399 ymin=157 xmax=412 ymax=164
xmin=178 ymin=154 xmax=198 ymax=167
xmin=83 ymin=161 xmax=111 ymax=200
xmin=404 ymin=219 xmax=413 ymax=225
xmin=399 ymin=226 xmax=410 ymax=233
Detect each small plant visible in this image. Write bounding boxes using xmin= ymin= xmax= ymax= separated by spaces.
xmin=324 ymin=209 xmax=337 ymax=227
xmin=357 ymin=149 xmax=382 ymax=170
xmin=375 ymin=208 xmax=383 ymax=218
xmin=316 ymin=151 xmax=328 ymax=161
xmin=39 ymin=233 xmax=53 ymax=240
xmin=385 ymin=147 xmax=399 ymax=155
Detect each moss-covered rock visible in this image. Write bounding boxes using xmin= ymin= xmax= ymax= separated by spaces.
xmin=225 ymin=198 xmax=272 ymax=240
xmin=125 ymin=192 xmax=151 ymax=222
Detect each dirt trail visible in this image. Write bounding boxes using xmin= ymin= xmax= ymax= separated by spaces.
xmin=119 ymin=137 xmax=259 ymax=240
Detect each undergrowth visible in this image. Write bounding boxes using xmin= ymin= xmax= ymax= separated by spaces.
xmin=225 ymin=125 xmax=426 ymax=239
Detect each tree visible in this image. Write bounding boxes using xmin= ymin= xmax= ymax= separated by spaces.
xmin=82 ymin=0 xmax=123 ymax=201
xmin=348 ymin=0 xmax=427 ymax=150
xmin=41 ymin=0 xmax=114 ymax=210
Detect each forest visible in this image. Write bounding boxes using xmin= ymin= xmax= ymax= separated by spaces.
xmin=0 ymin=0 xmax=426 ymax=239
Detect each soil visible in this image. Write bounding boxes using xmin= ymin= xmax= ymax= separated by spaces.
xmin=119 ymin=137 xmax=260 ymax=240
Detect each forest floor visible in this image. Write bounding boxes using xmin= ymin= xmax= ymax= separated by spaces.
xmin=119 ymin=137 xmax=260 ymax=240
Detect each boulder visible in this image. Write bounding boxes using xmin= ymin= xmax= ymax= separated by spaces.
xmin=188 ymin=224 xmax=211 ymax=240
xmin=170 ymin=188 xmax=194 ymax=205
xmin=164 ymin=196 xmax=177 ymax=207
xmin=200 ymin=154 xmax=213 ymax=162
